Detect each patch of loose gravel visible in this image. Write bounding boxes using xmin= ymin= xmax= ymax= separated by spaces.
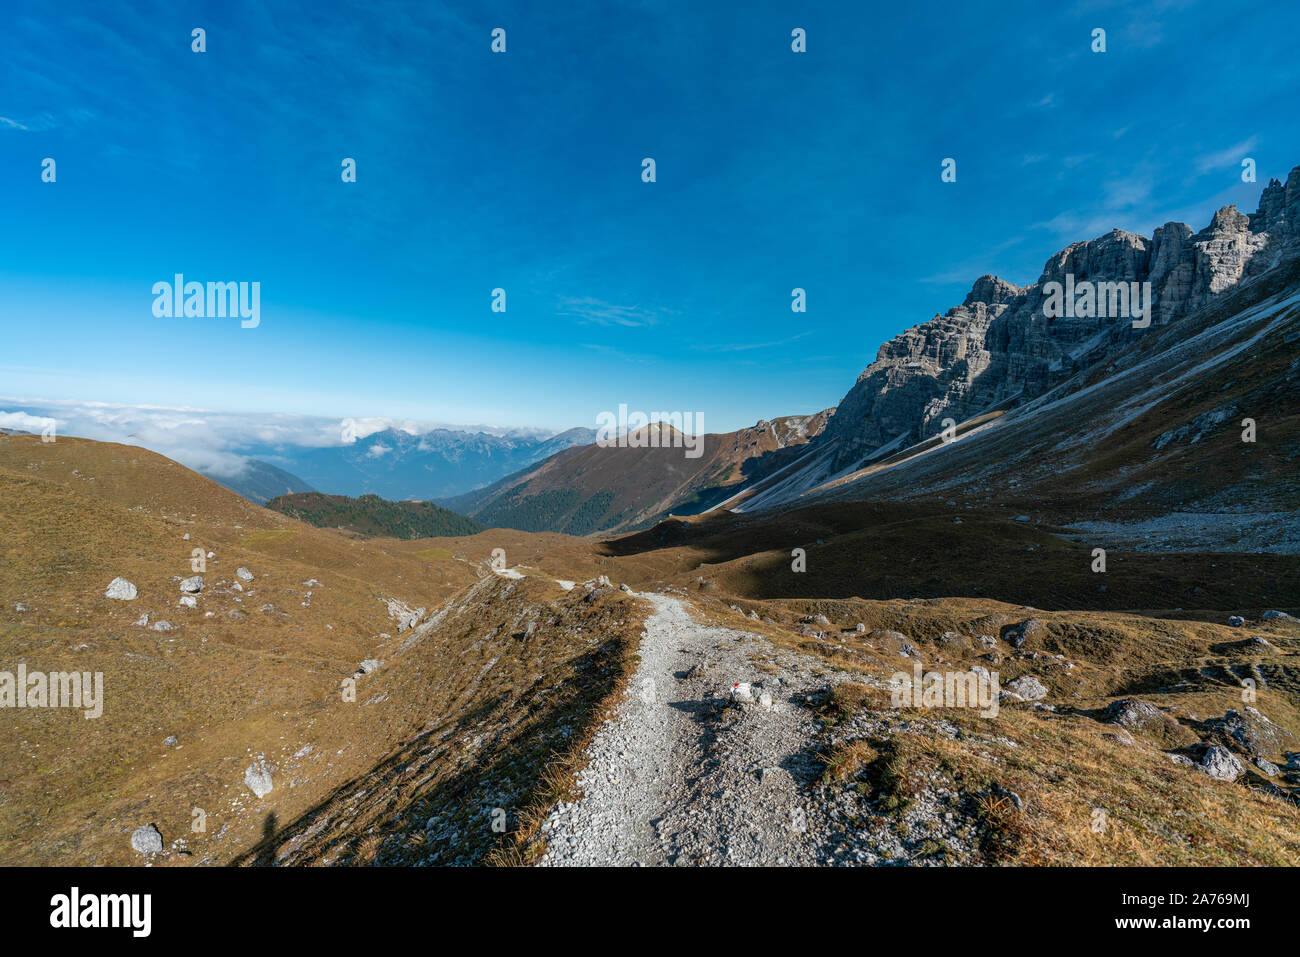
xmin=539 ymin=592 xmax=853 ymax=866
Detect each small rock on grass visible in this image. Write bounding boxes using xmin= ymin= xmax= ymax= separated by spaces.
xmin=105 ymin=577 xmax=137 ymax=600
xmin=1004 ymin=675 xmax=1048 ymax=700
xmin=131 ymin=824 xmax=163 ymax=855
xmin=1255 ymin=757 xmax=1280 ymax=776
xmin=245 ymin=761 xmax=273 ymax=798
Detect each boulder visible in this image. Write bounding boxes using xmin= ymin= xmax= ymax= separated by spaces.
xmin=1203 ymin=707 xmax=1295 ymax=758
xmin=244 ymin=762 xmax=273 ymax=798
xmin=1008 ymin=618 xmax=1047 ymax=650
xmin=105 ymin=577 xmax=138 ymax=600
xmin=1102 ymin=697 xmax=1198 ymax=747
xmin=131 ymin=824 xmax=164 ymax=855
xmin=1227 ymin=615 xmax=1245 ymax=627
xmin=236 ymin=567 xmax=254 ymax=582
xmin=179 ymin=576 xmax=204 ymax=594
xmin=1103 ymin=697 xmax=1165 ymax=731
xmin=1005 ymin=675 xmax=1048 ymax=700
xmin=1261 ymin=610 xmax=1294 ymax=621
xmin=1198 ymin=745 xmax=1244 ymax=782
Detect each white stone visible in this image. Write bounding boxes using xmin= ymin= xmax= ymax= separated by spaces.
xmin=244 ymin=763 xmax=273 ymax=798
xmin=131 ymin=824 xmax=164 ymax=855
xmin=105 ymin=577 xmax=138 ymax=600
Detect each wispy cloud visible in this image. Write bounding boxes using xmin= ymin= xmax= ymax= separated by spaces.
xmin=578 ymin=342 xmax=651 ymax=364
xmin=557 ymin=296 xmax=661 ymax=328
xmin=1032 ymin=169 xmax=1163 ymax=240
xmin=693 ymin=332 xmax=813 ymax=353
xmin=1195 ymin=137 xmax=1259 ymax=173
xmin=0 ymin=115 xmax=29 ymax=131
xmin=918 ymin=237 xmax=1027 ymax=286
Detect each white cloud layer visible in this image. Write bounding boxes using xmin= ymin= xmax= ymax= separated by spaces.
xmin=0 ymin=398 xmax=564 ymax=476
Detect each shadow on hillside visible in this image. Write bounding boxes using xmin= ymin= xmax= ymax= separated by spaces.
xmin=228 ymin=637 xmax=630 ymax=868
xmin=595 ymin=501 xmax=1300 ymax=614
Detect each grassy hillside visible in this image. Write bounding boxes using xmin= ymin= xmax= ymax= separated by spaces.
xmin=0 ymin=433 xmax=632 ymax=865
xmin=207 ymin=459 xmax=315 ymax=505
xmin=266 ymin=491 xmax=483 ymax=539
xmin=448 ymin=412 xmax=833 ymax=535
xmin=5 ymin=431 xmax=1300 ymax=866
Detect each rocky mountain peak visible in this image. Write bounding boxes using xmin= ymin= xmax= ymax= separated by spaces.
xmin=1250 ymin=167 xmax=1300 ymax=245
xmin=1040 ymin=230 xmax=1150 ymax=288
xmin=1208 ymin=204 xmax=1251 ymax=234
xmin=809 ymin=164 xmax=1300 ymax=477
xmin=963 ymin=275 xmax=1026 ymax=307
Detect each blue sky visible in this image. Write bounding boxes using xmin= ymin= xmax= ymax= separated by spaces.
xmin=2 ymin=0 xmax=1298 ymax=434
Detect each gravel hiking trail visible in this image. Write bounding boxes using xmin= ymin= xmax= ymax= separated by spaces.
xmin=538 ymin=592 xmax=841 ymax=866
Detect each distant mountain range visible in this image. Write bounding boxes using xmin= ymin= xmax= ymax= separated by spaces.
xmin=229 ymin=426 xmax=596 ymax=503
xmin=208 ymin=458 xmax=316 ymax=505
xmin=0 ymin=409 xmax=598 ymax=507
xmin=445 ymin=412 xmax=833 ymax=534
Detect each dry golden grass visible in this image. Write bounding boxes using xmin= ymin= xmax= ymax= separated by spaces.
xmin=0 ymin=435 xmax=642 ymax=866
xmin=5 ymin=432 xmax=1299 ymax=867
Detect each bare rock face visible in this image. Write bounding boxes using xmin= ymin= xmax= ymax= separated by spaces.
xmin=1203 ymin=708 xmax=1296 ymax=759
xmin=1250 ymin=167 xmax=1300 ymax=248
xmin=815 ymin=166 xmax=1300 ymax=474
xmin=1197 ymin=745 xmax=1245 ymax=782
